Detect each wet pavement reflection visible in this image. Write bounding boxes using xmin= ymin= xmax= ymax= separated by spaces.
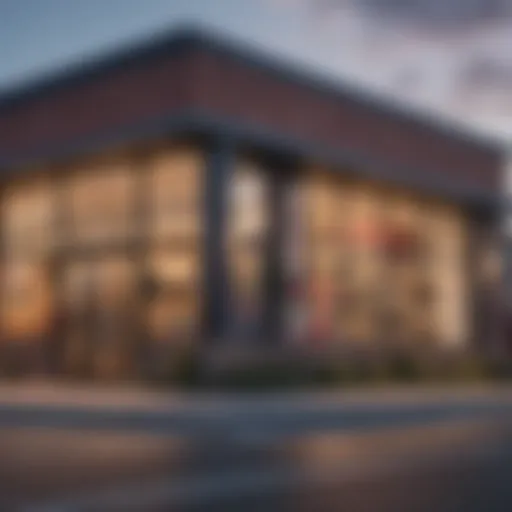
xmin=2 ymin=418 xmax=512 ymax=511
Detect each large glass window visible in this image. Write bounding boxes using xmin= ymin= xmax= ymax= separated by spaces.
xmin=338 ymin=185 xmax=383 ymax=343
xmin=68 ymin=161 xmax=135 ymax=245
xmin=145 ymin=248 xmax=201 ymax=342
xmin=226 ymin=159 xmax=270 ymax=339
xmin=299 ymin=170 xmax=468 ymax=348
xmin=2 ymin=180 xmax=54 ymax=259
xmin=149 ymin=148 xmax=203 ymax=241
xmin=144 ymin=147 xmax=204 ymax=344
xmin=428 ymin=207 xmax=468 ymax=346
xmin=0 ymin=145 xmax=206 ymax=378
xmin=303 ymin=172 xmax=339 ymax=342
xmin=58 ymin=257 xmax=137 ymax=378
xmin=377 ymin=193 xmax=424 ymax=344
xmin=1 ymin=261 xmax=53 ymax=341
xmin=1 ymin=181 xmax=54 ymax=343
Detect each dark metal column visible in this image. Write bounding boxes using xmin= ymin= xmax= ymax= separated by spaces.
xmin=262 ymin=156 xmax=298 ymax=343
xmin=262 ymin=170 xmax=286 ymax=342
xmin=203 ymin=135 xmax=234 ymax=341
xmin=468 ymin=210 xmax=505 ymax=356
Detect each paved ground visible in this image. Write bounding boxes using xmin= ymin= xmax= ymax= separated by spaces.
xmin=0 ymin=381 xmax=512 ymax=441
xmin=2 ymin=418 xmax=512 ymax=511
xmin=1 ymin=381 xmax=511 ymax=410
xmin=0 ymin=382 xmax=511 ymax=511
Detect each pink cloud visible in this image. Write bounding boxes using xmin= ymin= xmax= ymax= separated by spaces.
xmin=265 ymin=0 xmax=512 ymax=137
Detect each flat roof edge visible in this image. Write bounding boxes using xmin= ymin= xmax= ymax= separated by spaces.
xmin=0 ymin=109 xmax=500 ymax=213
xmin=0 ymin=23 xmax=505 ymax=156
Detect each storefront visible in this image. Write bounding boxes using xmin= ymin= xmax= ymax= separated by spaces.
xmin=0 ymin=146 xmax=204 ymax=378
xmin=0 ymin=27 xmax=505 ymax=378
xmin=299 ymin=171 xmax=468 ymax=347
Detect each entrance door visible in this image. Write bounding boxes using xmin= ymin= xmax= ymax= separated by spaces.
xmin=58 ymin=255 xmax=138 ymax=380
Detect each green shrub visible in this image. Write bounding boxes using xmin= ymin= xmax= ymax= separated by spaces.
xmin=212 ymin=362 xmax=306 ymax=390
xmin=147 ymin=344 xmax=512 ymax=390
xmin=148 ymin=345 xmax=202 ymax=388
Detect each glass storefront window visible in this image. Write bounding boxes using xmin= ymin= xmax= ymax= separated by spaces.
xmin=58 ymin=257 xmax=138 ymax=378
xmin=227 ymin=160 xmax=270 ymax=339
xmin=147 ymin=248 xmax=200 ymax=288
xmin=149 ymin=148 xmax=203 ymax=241
xmin=69 ymin=161 xmax=134 ymax=244
xmin=338 ymin=186 xmax=383 ymax=343
xmin=0 ymin=145 xmax=205 ymax=378
xmin=428 ymin=208 xmax=468 ymax=346
xmin=142 ymin=147 xmax=204 ymax=344
xmin=144 ymin=249 xmax=200 ymax=342
xmin=0 ymin=261 xmax=53 ymax=341
xmin=1 ymin=180 xmax=55 ymax=345
xmin=300 ymin=172 xmax=468 ymax=348
xmin=303 ymin=172 xmax=340 ymax=342
xmin=3 ymin=181 xmax=54 ymax=259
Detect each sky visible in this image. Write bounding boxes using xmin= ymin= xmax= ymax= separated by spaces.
xmin=0 ymin=0 xmax=511 ymax=142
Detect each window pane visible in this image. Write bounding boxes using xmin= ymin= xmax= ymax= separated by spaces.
xmin=69 ymin=162 xmax=134 ymax=244
xmin=149 ymin=148 xmax=203 ymax=241
xmin=145 ymin=248 xmax=201 ymax=341
xmin=1 ymin=261 xmax=53 ymax=341
xmin=226 ymin=161 xmax=270 ymax=338
xmin=144 ymin=146 xmax=204 ymax=343
xmin=3 ymin=180 xmax=54 ymax=259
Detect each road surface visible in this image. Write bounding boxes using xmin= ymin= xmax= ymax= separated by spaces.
xmin=0 ymin=384 xmax=511 ymax=510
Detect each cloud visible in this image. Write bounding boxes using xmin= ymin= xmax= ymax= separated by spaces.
xmin=312 ymin=0 xmax=512 ymax=33
xmin=267 ymin=0 xmax=512 ymax=138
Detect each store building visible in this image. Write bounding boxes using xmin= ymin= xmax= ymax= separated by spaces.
xmin=0 ymin=27 xmax=506 ymax=379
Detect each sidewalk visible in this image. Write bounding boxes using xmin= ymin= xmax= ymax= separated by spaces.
xmin=0 ymin=380 xmax=510 ymax=445
xmin=0 ymin=379 xmax=511 ymax=414
xmin=0 ymin=379 xmax=190 ymax=411
xmin=0 ymin=382 xmax=510 ymax=510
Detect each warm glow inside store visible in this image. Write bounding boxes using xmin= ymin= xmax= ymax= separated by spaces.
xmin=0 ymin=29 xmax=502 ymax=379
xmin=1 ymin=145 xmax=204 ymax=377
xmin=233 ymin=165 xmax=468 ymax=349
xmin=0 ymin=142 xmax=469 ymax=379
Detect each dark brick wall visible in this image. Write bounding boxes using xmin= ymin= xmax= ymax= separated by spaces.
xmin=0 ymin=52 xmax=193 ymax=160
xmin=188 ymin=49 xmax=501 ymax=192
xmin=0 ymin=40 xmax=501 ymax=193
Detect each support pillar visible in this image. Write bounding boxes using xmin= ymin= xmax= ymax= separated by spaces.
xmin=262 ymin=156 xmax=298 ymax=344
xmin=203 ymin=135 xmax=234 ymax=341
